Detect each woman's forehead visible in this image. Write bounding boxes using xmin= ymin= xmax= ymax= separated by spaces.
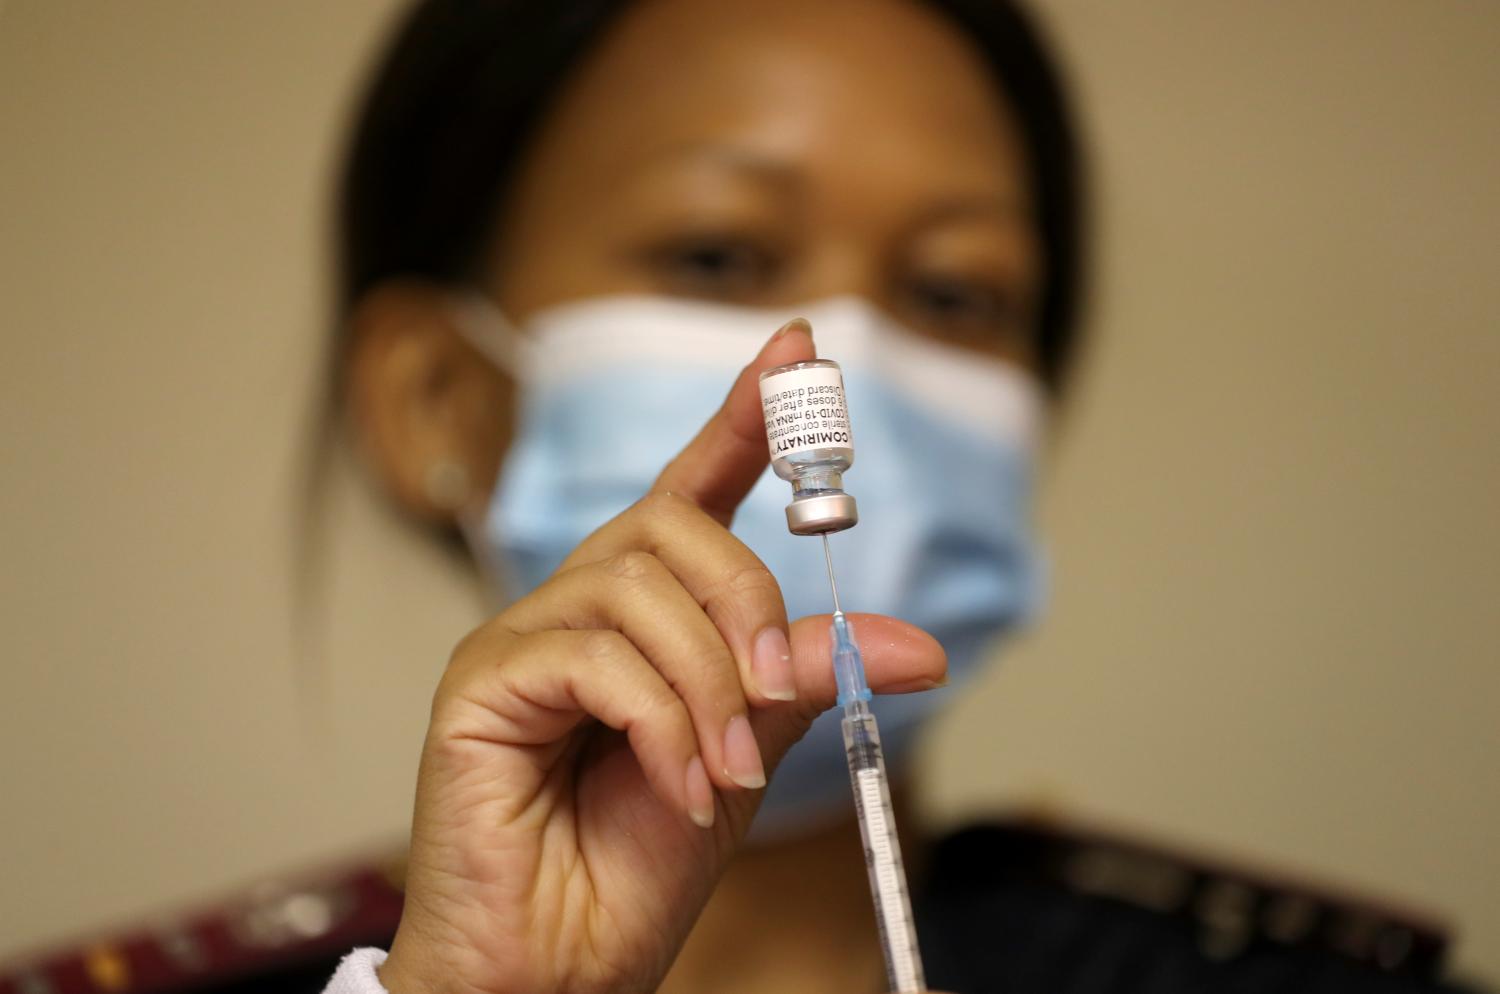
xmin=514 ymin=0 xmax=1029 ymax=202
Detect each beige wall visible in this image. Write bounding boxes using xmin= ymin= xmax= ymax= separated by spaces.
xmin=1 ymin=0 xmax=1495 ymax=981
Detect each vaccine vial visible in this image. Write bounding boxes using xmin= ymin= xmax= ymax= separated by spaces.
xmin=758 ymin=358 xmax=858 ymax=534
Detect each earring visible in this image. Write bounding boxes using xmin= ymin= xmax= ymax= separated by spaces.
xmin=423 ymin=459 xmax=472 ymax=512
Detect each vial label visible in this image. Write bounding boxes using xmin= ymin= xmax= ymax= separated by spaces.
xmin=761 ymin=366 xmax=853 ymax=458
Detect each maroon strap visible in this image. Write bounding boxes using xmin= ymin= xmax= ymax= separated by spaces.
xmin=0 ymin=858 xmax=404 ymax=994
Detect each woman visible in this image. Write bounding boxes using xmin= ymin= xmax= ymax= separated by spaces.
xmin=320 ymin=1 xmax=1460 ymax=993
xmin=331 ymin=0 xmax=1073 ymax=990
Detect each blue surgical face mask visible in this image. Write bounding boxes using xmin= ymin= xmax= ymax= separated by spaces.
xmin=454 ymin=294 xmax=1045 ymax=840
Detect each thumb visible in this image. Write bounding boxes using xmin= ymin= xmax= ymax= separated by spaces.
xmin=747 ymin=612 xmax=947 ymax=775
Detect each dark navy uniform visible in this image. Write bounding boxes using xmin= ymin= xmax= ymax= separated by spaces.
xmin=0 ymin=823 xmax=1482 ymax=993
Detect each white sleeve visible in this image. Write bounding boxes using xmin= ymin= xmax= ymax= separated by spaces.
xmin=322 ymin=947 xmax=390 ymax=994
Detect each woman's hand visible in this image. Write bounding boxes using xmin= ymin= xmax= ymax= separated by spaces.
xmin=377 ymin=320 xmax=947 ymax=994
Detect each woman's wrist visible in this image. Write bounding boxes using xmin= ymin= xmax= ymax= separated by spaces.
xmin=377 ymin=956 xmax=441 ymax=994
xmin=374 ymin=953 xmax=420 ymax=994
xmin=377 ymin=938 xmax=454 ymax=994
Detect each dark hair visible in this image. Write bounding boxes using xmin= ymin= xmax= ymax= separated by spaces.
xmin=336 ymin=0 xmax=1087 ymax=386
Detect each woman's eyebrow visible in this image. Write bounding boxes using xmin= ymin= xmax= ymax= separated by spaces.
xmin=910 ymin=193 xmax=1030 ymax=229
xmin=638 ymin=142 xmax=804 ymax=193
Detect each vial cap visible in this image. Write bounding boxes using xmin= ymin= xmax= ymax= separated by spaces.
xmin=785 ymin=493 xmax=858 ymax=535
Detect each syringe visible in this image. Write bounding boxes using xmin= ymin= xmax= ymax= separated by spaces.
xmin=759 ymin=356 xmax=926 ymax=992
xmin=824 ymin=536 xmax=927 ymax=993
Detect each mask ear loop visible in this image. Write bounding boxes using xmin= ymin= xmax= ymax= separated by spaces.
xmin=444 ymin=290 xmax=533 ymax=610
xmin=447 ymin=289 xmax=529 ymax=377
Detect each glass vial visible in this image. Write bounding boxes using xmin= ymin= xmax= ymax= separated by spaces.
xmin=758 ymin=358 xmax=858 ymax=534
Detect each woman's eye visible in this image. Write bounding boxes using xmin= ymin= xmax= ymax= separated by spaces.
xmin=906 ymin=275 xmax=1017 ymax=329
xmin=898 ymin=274 xmax=1037 ymax=358
xmin=650 ymin=236 xmax=779 ymax=297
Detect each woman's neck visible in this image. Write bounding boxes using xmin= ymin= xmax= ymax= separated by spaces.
xmin=660 ymin=791 xmax=921 ymax=994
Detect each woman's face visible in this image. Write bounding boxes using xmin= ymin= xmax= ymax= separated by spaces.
xmin=492 ymin=0 xmax=1040 ymax=360
xmin=350 ymin=0 xmax=1042 ymax=519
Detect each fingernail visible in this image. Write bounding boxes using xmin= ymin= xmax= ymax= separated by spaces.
xmin=685 ymin=755 xmax=715 ymax=828
xmin=770 ymin=316 xmax=812 ymax=342
xmin=751 ymin=627 xmax=797 ymax=701
xmin=722 ymin=714 xmax=767 ymax=789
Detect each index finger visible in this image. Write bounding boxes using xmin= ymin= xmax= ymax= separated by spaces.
xmin=652 ymin=317 xmax=814 ymax=525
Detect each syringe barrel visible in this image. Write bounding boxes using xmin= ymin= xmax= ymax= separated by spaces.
xmin=842 ymin=709 xmax=926 ymax=993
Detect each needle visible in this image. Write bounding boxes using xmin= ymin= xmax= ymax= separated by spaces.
xmin=822 ymin=532 xmax=842 ymax=615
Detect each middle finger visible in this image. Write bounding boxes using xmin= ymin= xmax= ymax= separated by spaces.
xmin=558 ymin=491 xmax=796 ymax=708
xmin=502 ymin=549 xmax=767 ymax=792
